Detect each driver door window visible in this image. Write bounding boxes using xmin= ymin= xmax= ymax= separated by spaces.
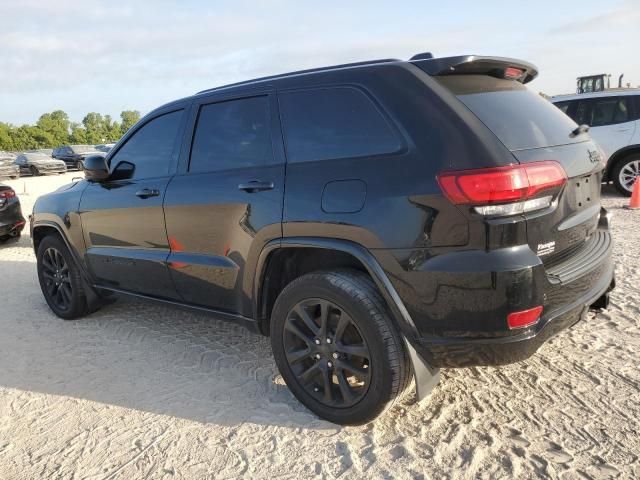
xmin=109 ymin=110 xmax=184 ymax=179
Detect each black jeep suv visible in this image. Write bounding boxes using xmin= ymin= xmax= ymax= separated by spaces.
xmin=31 ymin=54 xmax=615 ymax=425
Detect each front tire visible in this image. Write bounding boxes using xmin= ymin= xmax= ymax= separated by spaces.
xmin=270 ymin=270 xmax=411 ymax=425
xmin=76 ymin=160 xmax=84 ymax=171
xmin=37 ymin=235 xmax=91 ymax=319
xmin=30 ymin=166 xmax=40 ymax=176
xmin=612 ymin=154 xmax=640 ymax=196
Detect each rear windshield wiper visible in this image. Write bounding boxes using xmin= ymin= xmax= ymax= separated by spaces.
xmin=570 ymin=124 xmax=590 ymax=138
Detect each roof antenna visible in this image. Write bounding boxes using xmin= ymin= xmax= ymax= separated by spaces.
xmin=410 ymin=52 xmax=434 ymax=61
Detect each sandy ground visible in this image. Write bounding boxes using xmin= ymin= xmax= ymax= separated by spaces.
xmin=0 ymin=172 xmax=638 ymax=479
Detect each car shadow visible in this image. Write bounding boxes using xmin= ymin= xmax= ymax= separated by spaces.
xmin=0 ymin=259 xmax=336 ymax=430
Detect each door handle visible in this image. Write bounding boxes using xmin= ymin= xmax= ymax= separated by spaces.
xmin=135 ymin=188 xmax=160 ymax=199
xmin=238 ymin=180 xmax=274 ymax=193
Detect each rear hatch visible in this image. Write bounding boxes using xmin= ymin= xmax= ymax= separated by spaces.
xmin=418 ymin=60 xmax=606 ymax=264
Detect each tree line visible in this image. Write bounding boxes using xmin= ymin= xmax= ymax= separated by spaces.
xmin=0 ymin=110 xmax=142 ymax=151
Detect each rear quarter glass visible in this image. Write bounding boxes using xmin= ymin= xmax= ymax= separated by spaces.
xmin=437 ymin=75 xmax=586 ymax=151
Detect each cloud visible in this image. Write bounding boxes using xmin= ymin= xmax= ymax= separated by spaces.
xmin=1 ymin=0 xmax=639 ymax=124
xmin=547 ymin=1 xmax=640 ymax=35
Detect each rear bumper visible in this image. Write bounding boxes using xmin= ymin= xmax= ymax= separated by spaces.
xmin=381 ymin=214 xmax=614 ymax=368
xmin=0 ymin=201 xmax=26 ymax=237
xmin=421 ymin=260 xmax=614 ymax=367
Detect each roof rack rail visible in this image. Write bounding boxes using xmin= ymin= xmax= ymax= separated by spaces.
xmin=196 ymin=58 xmax=401 ymax=95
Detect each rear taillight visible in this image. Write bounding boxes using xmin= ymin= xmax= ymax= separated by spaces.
xmin=507 ymin=306 xmax=543 ymax=329
xmin=437 ymin=161 xmax=566 ymax=216
xmin=0 ymin=189 xmax=16 ymax=199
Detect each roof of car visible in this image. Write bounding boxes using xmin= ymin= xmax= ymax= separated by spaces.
xmin=551 ymin=88 xmax=640 ymax=102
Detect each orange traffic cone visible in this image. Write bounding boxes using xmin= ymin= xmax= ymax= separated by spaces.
xmin=626 ymin=177 xmax=640 ymax=210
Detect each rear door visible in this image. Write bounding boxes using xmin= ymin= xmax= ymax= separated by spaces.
xmin=163 ymin=90 xmax=285 ymax=316
xmin=79 ymin=105 xmax=187 ymax=298
xmin=582 ymin=96 xmax=637 ymax=160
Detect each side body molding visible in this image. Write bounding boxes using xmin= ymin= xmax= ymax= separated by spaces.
xmin=253 ymin=237 xmax=440 ymax=401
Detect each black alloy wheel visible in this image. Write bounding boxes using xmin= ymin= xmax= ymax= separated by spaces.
xmin=270 ymin=270 xmax=411 ymax=425
xmin=36 ymin=234 xmax=92 ymax=319
xmin=40 ymin=246 xmax=73 ymax=311
xmin=283 ymin=298 xmax=371 ymax=408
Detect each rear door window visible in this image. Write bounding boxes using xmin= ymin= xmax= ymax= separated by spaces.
xmin=589 ymin=97 xmax=631 ymax=126
xmin=189 ymin=96 xmax=272 ymax=172
xmin=279 ymin=86 xmax=403 ymax=163
xmin=438 ymin=75 xmax=583 ymax=151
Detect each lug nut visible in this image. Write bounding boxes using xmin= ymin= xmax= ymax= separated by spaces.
xmin=314 ymin=339 xmax=321 ymax=345
xmin=314 ymin=387 xmax=319 ymax=392
xmin=326 ymin=338 xmax=332 ymax=344
xmin=363 ymin=364 xmax=369 ymax=369
xmin=315 ymin=354 xmax=321 ymax=360
xmin=327 ymin=361 xmax=333 ymax=368
xmin=332 ymin=353 xmax=339 ymax=359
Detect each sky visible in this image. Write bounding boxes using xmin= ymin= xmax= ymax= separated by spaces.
xmin=1 ymin=0 xmax=639 ymax=125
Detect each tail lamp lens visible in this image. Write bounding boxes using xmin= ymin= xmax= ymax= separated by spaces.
xmin=437 ymin=161 xmax=566 ymax=216
xmin=0 ymin=189 xmax=16 ymax=199
xmin=507 ymin=306 xmax=543 ymax=329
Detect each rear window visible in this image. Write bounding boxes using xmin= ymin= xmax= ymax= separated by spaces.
xmin=438 ymin=75 xmax=583 ymax=151
xmin=279 ymin=86 xmax=403 ymax=163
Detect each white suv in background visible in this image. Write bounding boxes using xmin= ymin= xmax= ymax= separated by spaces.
xmin=552 ymin=89 xmax=640 ymax=195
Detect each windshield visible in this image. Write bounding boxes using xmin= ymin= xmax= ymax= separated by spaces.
xmin=437 ymin=75 xmax=586 ymax=151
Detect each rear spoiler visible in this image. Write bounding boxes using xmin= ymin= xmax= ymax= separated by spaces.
xmin=411 ymin=55 xmax=539 ymax=84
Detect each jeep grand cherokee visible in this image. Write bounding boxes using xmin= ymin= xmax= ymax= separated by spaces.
xmin=31 ymin=54 xmax=615 ymax=425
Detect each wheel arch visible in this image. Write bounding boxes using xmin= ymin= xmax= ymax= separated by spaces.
xmin=253 ymin=238 xmax=417 ymax=336
xmin=605 ymin=144 xmax=640 ymax=180
xmin=32 ymin=220 xmax=104 ymax=310
xmin=253 ymin=237 xmax=440 ymax=401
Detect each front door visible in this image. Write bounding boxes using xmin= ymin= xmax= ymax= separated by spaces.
xmin=79 ymin=107 xmax=187 ymax=299
xmin=164 ymin=92 xmax=285 ymax=316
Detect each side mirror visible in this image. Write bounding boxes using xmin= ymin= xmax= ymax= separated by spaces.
xmin=83 ymin=154 xmax=109 ymax=182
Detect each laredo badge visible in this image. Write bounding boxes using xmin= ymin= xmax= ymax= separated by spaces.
xmin=537 ymin=241 xmax=556 ymax=256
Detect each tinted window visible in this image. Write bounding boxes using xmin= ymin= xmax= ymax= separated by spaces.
xmin=189 ymin=96 xmax=271 ymax=172
xmin=279 ymin=87 xmax=402 ymax=163
xmin=109 ymin=110 xmax=183 ymax=179
xmin=590 ymin=97 xmax=630 ymax=126
xmin=573 ymin=101 xmax=590 ymax=125
xmin=553 ymin=101 xmax=573 ymax=115
xmin=438 ymin=75 xmax=583 ymax=151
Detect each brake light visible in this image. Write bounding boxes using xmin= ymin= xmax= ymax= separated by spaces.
xmin=504 ymin=67 xmax=525 ymax=80
xmin=0 ymin=189 xmax=16 ymax=199
xmin=437 ymin=161 xmax=566 ymax=211
xmin=507 ymin=306 xmax=543 ymax=329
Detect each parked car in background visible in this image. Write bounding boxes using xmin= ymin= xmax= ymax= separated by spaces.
xmin=52 ymin=145 xmax=103 ymax=170
xmin=95 ymin=143 xmax=116 ymax=153
xmin=0 ymin=184 xmax=25 ymax=242
xmin=551 ymin=89 xmax=640 ymax=195
xmin=15 ymin=153 xmax=66 ymax=176
xmin=32 ymin=54 xmax=614 ymax=425
xmin=0 ymin=153 xmax=20 ymax=179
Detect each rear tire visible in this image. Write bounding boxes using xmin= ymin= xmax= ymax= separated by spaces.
xmin=270 ymin=270 xmax=411 ymax=425
xmin=612 ymin=154 xmax=640 ymax=196
xmin=37 ymin=235 xmax=92 ymax=319
xmin=30 ymin=166 xmax=40 ymax=176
